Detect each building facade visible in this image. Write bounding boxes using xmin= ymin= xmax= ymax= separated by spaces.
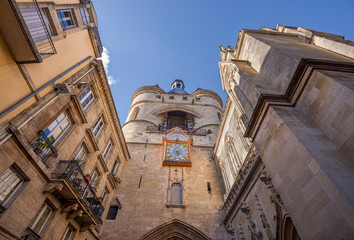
xmin=101 ymin=80 xmax=229 ymax=240
xmin=216 ymin=25 xmax=354 ymax=240
xmin=0 ymin=1 xmax=129 ymax=240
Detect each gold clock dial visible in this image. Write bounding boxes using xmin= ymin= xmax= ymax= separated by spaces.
xmin=166 ymin=143 xmax=189 ymax=161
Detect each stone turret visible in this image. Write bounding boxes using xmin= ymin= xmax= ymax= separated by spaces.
xmin=123 ymin=80 xmax=223 ymax=146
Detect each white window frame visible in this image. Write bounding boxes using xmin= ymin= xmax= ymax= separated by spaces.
xmin=0 ymin=167 xmax=24 ymax=205
xmin=78 ymin=86 xmax=94 ymax=110
xmin=92 ymin=117 xmax=104 ymax=138
xmin=102 ymin=140 xmax=112 ymax=162
xmin=31 ymin=202 xmax=53 ymax=235
xmin=61 ymin=225 xmax=75 ymax=240
xmin=44 ymin=112 xmax=71 ymax=144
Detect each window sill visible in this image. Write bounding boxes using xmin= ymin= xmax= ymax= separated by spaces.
xmin=166 ymin=204 xmax=185 ymax=208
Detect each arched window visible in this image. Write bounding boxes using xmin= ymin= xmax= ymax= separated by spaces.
xmin=171 ymin=183 xmax=182 ymax=205
xmin=217 ymin=112 xmax=221 ymax=121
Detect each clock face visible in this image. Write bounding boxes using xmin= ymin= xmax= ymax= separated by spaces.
xmin=166 ymin=143 xmax=189 ymax=161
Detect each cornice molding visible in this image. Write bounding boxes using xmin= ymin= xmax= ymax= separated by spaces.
xmin=94 ymin=60 xmax=130 ymax=161
xmin=244 ymin=59 xmax=354 ymax=139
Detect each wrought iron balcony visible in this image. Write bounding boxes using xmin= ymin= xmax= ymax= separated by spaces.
xmin=21 ymin=227 xmax=41 ymax=240
xmin=32 ymin=130 xmax=58 ymax=168
xmin=52 ymin=161 xmax=104 ymax=224
xmin=146 ymin=125 xmax=207 ymax=135
xmin=0 ymin=0 xmax=56 ymax=63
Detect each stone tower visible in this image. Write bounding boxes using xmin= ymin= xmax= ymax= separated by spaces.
xmin=101 ymin=80 xmax=228 ymax=239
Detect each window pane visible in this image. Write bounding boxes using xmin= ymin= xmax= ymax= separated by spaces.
xmin=93 ymin=118 xmax=103 ymax=137
xmin=45 ymin=112 xmax=71 ymax=143
xmin=62 ymin=226 xmax=74 ymax=240
xmin=0 ymin=169 xmax=22 ymax=204
xmin=32 ymin=203 xmax=53 ymax=234
xmin=79 ymin=87 xmax=94 ymax=109
xmin=57 ymin=9 xmax=76 ymax=30
xmin=75 ymin=145 xmax=86 ymax=161
xmin=103 ymin=141 xmax=111 ymax=160
xmin=112 ymin=161 xmax=119 ymax=175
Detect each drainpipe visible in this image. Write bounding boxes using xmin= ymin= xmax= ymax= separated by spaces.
xmin=0 ymin=56 xmax=92 ymax=119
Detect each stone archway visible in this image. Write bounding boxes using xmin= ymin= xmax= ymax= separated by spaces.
xmin=282 ymin=215 xmax=301 ymax=240
xmin=139 ymin=219 xmax=211 ymax=240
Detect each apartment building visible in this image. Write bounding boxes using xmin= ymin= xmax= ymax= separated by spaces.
xmin=0 ymin=0 xmax=129 ymax=239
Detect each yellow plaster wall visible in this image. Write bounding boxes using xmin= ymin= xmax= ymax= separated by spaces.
xmin=24 ymin=30 xmax=95 ymax=98
xmin=0 ymin=33 xmax=35 ymax=122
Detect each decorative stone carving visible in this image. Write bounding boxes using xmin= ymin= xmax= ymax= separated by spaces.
xmin=238 ymin=224 xmax=246 ymax=240
xmin=255 ymin=194 xmax=274 ymax=240
xmin=222 ymin=146 xmax=259 ymax=215
xmin=260 ymin=171 xmax=286 ymax=210
xmin=241 ymin=203 xmax=263 ymax=240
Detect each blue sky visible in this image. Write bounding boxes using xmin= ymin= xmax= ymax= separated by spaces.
xmin=93 ymin=0 xmax=354 ymax=122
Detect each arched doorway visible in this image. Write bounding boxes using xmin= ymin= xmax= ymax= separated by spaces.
xmin=139 ymin=219 xmax=211 ymax=240
xmin=282 ymin=215 xmax=301 ymax=240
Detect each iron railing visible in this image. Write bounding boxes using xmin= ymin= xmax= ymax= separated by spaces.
xmin=19 ymin=0 xmax=56 ymax=58
xmin=52 ymin=161 xmax=104 ymax=223
xmin=146 ymin=125 xmax=208 ymax=135
xmin=32 ymin=130 xmax=58 ymax=168
xmin=21 ymin=227 xmax=41 ymax=240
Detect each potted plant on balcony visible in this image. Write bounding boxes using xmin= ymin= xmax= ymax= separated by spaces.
xmin=32 ymin=136 xmax=52 ymax=155
xmin=110 ymin=172 xmax=122 ymax=184
xmin=91 ymin=178 xmax=100 ymax=193
xmin=84 ymin=174 xmax=91 ymax=183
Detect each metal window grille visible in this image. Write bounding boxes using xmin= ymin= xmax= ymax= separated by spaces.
xmin=79 ymin=8 xmax=90 ymax=25
xmin=106 ymin=206 xmax=118 ymax=220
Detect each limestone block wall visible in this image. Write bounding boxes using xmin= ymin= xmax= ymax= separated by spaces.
xmin=101 ymin=142 xmax=228 ymax=240
xmin=127 ymin=87 xmax=223 ymax=131
xmin=219 ymin=26 xmax=354 ymax=239
xmin=214 ymin=100 xmax=252 ymax=196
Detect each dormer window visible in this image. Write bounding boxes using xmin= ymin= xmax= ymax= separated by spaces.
xmin=177 ymin=83 xmax=181 ymax=88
